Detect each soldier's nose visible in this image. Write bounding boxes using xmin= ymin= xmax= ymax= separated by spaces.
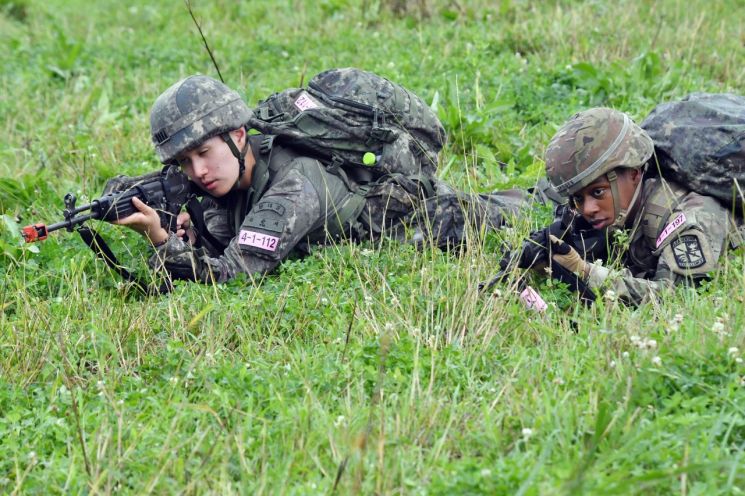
xmin=581 ymin=197 xmax=600 ymax=217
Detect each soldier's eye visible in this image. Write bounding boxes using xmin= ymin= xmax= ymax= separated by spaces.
xmin=592 ymin=188 xmax=607 ymax=198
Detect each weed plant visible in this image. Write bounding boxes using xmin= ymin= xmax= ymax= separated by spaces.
xmin=1 ymin=0 xmax=744 ymax=494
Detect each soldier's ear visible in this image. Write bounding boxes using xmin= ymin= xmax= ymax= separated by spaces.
xmin=230 ymin=127 xmax=246 ymax=146
xmin=629 ymin=167 xmax=643 ymax=186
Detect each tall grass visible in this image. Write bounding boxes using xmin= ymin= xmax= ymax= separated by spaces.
xmin=1 ymin=0 xmax=744 ymax=493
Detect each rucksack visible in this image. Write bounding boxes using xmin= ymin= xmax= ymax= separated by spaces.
xmin=641 ymin=92 xmax=745 ymax=209
xmin=246 ymin=67 xmax=446 ymax=187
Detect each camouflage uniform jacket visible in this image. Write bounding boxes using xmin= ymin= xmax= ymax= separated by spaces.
xmin=146 ymin=133 xmax=534 ymax=283
xmin=148 ymin=135 xmax=376 ymax=283
xmin=586 ymin=176 xmax=743 ymax=305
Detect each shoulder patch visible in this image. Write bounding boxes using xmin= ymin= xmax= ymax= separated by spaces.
xmin=670 ymin=235 xmax=706 ymax=269
xmin=245 ymin=214 xmax=286 ymax=234
xmin=656 ymin=212 xmax=687 ymax=248
xmin=257 ymin=201 xmax=286 ymax=216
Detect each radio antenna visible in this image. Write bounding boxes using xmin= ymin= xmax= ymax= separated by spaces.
xmin=184 ymin=0 xmax=225 ymax=83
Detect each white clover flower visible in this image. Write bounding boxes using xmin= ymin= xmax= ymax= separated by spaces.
xmin=334 ymin=415 xmax=345 ymax=427
xmin=169 ymin=376 xmax=179 ymax=385
xmin=728 ymin=347 xmax=739 ymax=355
xmin=480 ymin=468 xmax=492 ymax=477
xmin=320 ymin=297 xmax=329 ymax=305
xmin=712 ymin=322 xmax=726 ymax=334
xmin=609 ymin=360 xmax=617 ymax=368
xmin=651 ymin=356 xmax=662 ymax=366
xmin=668 ymin=314 xmax=684 ymax=332
xmin=646 ymin=339 xmax=657 ymax=350
xmin=736 ymin=357 xmax=743 ymax=364
xmin=384 ymin=322 xmax=395 ymax=332
xmin=521 ymin=428 xmax=533 ymax=438
xmin=553 ymin=377 xmax=565 ymax=385
xmin=622 ymin=351 xmax=630 ymax=358
xmin=630 ymin=335 xmax=641 ymax=344
xmin=604 ymin=290 xmax=617 ymax=302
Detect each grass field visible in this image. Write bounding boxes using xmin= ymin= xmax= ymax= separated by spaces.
xmin=1 ymin=0 xmax=745 ymax=494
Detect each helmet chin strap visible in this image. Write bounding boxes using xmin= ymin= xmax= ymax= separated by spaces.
xmin=606 ymin=166 xmax=645 ymax=231
xmin=221 ymin=130 xmax=250 ymax=190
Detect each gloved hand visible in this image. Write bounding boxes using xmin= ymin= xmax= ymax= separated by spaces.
xmin=549 ymin=234 xmax=589 ymax=278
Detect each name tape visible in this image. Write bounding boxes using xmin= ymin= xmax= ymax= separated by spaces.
xmin=656 ymin=212 xmax=687 ymax=248
xmin=238 ymin=230 xmax=280 ymax=252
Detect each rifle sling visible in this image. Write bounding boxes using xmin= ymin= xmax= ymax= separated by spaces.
xmin=76 ymin=226 xmax=170 ymax=295
xmin=185 ymin=197 xmax=227 ymax=252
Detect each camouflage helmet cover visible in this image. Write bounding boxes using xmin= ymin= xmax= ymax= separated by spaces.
xmin=150 ymin=75 xmax=252 ymax=164
xmin=545 ymin=107 xmax=654 ymax=196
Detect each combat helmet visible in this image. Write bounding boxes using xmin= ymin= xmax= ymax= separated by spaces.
xmin=545 ymin=107 xmax=654 ymax=227
xmin=150 ymin=75 xmax=252 ymax=181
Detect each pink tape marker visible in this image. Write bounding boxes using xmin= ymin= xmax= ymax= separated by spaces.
xmin=294 ymin=92 xmax=319 ymax=111
xmin=520 ymin=286 xmax=548 ymax=312
xmin=656 ymin=212 xmax=686 ymax=248
xmin=238 ymin=230 xmax=280 ymax=252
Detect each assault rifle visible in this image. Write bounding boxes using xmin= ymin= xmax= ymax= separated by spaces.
xmin=21 ymin=165 xmax=197 ymax=293
xmin=22 ymin=165 xmax=193 ymax=243
xmin=480 ymin=204 xmax=608 ymax=305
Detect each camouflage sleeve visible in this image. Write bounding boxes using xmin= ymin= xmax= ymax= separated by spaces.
xmin=584 ymin=258 xmax=681 ymax=306
xmin=585 ymin=196 xmax=732 ymax=306
xmin=147 ymin=163 xmax=328 ymax=283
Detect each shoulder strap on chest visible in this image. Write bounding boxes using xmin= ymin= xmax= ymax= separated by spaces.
xmin=639 ymin=179 xmax=688 ymax=247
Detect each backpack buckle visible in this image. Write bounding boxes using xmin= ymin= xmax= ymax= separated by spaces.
xmin=328 ymin=154 xmax=345 ymax=174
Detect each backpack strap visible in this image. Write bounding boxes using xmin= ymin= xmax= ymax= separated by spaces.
xmin=638 ymin=179 xmax=688 ymax=248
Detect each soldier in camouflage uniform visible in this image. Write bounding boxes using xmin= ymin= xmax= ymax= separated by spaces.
xmin=116 ymin=75 xmax=529 ymax=283
xmin=543 ymin=107 xmax=743 ymax=306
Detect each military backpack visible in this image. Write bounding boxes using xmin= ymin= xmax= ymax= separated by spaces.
xmin=247 ymin=67 xmax=446 ymax=189
xmin=641 ymin=92 xmax=745 ymax=211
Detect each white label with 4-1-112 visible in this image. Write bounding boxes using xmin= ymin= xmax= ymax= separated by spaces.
xmin=238 ymin=230 xmax=280 ymax=252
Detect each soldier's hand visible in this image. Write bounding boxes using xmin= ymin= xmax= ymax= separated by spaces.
xmin=176 ymin=212 xmax=196 ymax=245
xmin=113 ymin=197 xmax=169 ymax=246
xmin=549 ymin=234 xmax=589 ymax=278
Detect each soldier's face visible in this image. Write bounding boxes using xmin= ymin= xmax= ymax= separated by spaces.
xmin=177 ymin=132 xmax=242 ymax=197
xmin=570 ymin=168 xmax=641 ymax=229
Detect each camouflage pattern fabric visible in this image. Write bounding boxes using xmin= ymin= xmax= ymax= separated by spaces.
xmin=581 ymin=177 xmax=742 ymax=306
xmin=390 ymin=181 xmax=531 ymax=250
xmin=150 ymin=75 xmax=252 ymax=165
xmin=146 ymin=142 xmax=535 ymax=284
xmin=641 ymin=92 xmax=745 ymax=209
xmin=248 ymin=67 xmax=445 ymax=180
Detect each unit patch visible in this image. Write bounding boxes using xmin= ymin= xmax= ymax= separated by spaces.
xmin=245 ymin=214 xmax=285 ymax=234
xmin=257 ymin=201 xmax=286 ymax=216
xmin=670 ymin=235 xmax=706 ymax=269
